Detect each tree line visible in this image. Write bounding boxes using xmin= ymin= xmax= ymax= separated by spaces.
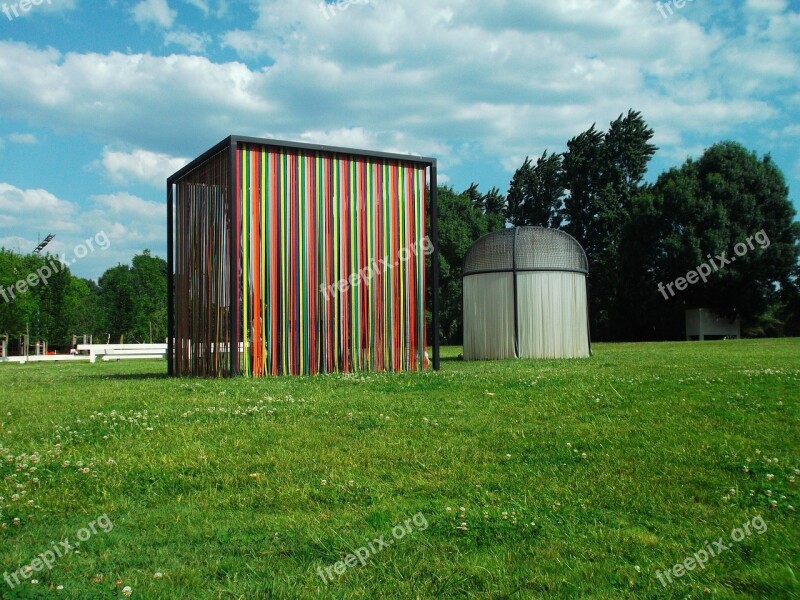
xmin=0 ymin=250 xmax=167 ymax=350
xmin=434 ymin=109 xmax=800 ymax=343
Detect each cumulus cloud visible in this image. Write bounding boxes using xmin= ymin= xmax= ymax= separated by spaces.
xmin=0 ymin=183 xmax=78 ymax=233
xmin=96 ymin=148 xmax=190 ymax=188
xmin=0 ymin=184 xmax=166 ymax=279
xmin=3 ymin=133 xmax=37 ymax=144
xmin=0 ymin=0 xmax=796 ymax=182
xmin=164 ymin=29 xmax=211 ymax=53
xmin=132 ymin=0 xmax=177 ymax=29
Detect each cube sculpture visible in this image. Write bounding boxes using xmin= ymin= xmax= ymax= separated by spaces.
xmin=167 ymin=136 xmax=439 ymax=377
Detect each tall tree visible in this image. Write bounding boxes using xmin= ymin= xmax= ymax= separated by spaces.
xmin=642 ymin=142 xmax=799 ymax=337
xmin=505 ymin=152 xmax=564 ymax=228
xmin=482 ymin=186 xmax=507 ymax=232
xmin=562 ymin=111 xmax=657 ymax=339
xmin=429 ymin=185 xmax=490 ymax=344
xmin=130 ymin=251 xmax=168 ymax=343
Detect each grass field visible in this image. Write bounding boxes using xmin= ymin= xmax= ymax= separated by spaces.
xmin=0 ymin=340 xmax=798 ymax=599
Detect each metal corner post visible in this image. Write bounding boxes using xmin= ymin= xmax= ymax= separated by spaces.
xmin=512 ymin=226 xmax=519 ymax=359
xmin=166 ymin=180 xmax=174 ymax=376
xmin=430 ymin=162 xmax=440 ymax=371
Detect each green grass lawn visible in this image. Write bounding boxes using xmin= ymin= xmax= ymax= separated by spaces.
xmin=0 ymin=340 xmax=798 ymax=599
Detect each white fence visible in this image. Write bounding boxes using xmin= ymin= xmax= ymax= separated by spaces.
xmin=0 ymin=344 xmax=167 ymax=365
xmin=77 ymin=344 xmax=167 ymax=363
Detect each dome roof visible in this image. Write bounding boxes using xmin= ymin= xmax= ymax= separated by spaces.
xmin=463 ymin=226 xmax=589 ymax=276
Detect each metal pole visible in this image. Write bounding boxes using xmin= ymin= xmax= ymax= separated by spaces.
xmin=167 ymin=180 xmax=175 ymax=376
xmin=430 ymin=162 xmax=440 ymax=371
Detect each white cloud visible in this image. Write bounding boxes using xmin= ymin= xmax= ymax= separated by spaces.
xmin=131 ymin=0 xmax=176 ymax=29
xmin=0 ymin=0 xmax=797 ymax=184
xmin=96 ymin=147 xmax=190 ymax=188
xmin=0 ymin=184 xmax=166 ymax=279
xmin=4 ymin=133 xmax=37 ymax=144
xmin=0 ymin=183 xmax=79 ymax=236
xmin=183 ymin=0 xmax=210 ymax=16
xmin=164 ymin=29 xmax=211 ymax=53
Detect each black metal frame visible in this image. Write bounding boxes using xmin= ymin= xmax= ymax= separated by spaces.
xmin=167 ymin=135 xmax=440 ymax=375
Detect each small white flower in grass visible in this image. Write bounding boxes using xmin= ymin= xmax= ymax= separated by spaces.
xmin=770 ymin=500 xmax=778 ymax=508
xmin=634 ymin=566 xmax=641 ymax=573
xmin=729 ymin=488 xmax=736 ymax=496
xmin=56 ymin=585 xmax=64 ymax=590
xmin=581 ymin=453 xmax=588 ymax=460
xmin=788 ymin=505 xmax=796 ymax=512
xmin=153 ymin=572 xmax=163 ymax=579
xmin=31 ymin=579 xmax=38 ymax=584
xmin=765 ymin=490 xmax=773 ymax=497
xmin=566 ymin=443 xmax=572 ymax=448
xmin=505 ymin=454 xmax=511 ymax=459
xmin=766 ymin=474 xmax=775 ymax=481
xmin=743 ymin=466 xmax=750 ymax=473
xmin=446 ymin=507 xmax=452 ymax=512
xmin=320 ymin=480 xmax=327 ymax=486
xmin=122 ymin=585 xmax=132 ymax=597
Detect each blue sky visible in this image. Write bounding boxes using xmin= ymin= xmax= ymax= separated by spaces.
xmin=0 ymin=0 xmax=798 ymax=279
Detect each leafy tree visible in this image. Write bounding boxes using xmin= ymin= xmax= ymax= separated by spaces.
xmin=96 ymin=251 xmax=168 ymax=343
xmin=482 ymin=186 xmax=507 ymax=232
xmin=130 ymin=251 xmax=168 ymax=342
xmin=506 ymin=152 xmax=564 ymax=228
xmin=466 ymin=183 xmax=507 ymax=231
xmin=98 ymin=264 xmax=135 ymax=342
xmin=642 ymin=142 xmax=800 ymax=337
xmin=430 ymin=186 xmax=493 ymax=344
xmin=562 ymin=110 xmax=657 ymax=339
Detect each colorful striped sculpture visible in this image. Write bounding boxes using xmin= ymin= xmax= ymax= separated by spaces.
xmin=167 ymin=136 xmax=440 ymax=377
